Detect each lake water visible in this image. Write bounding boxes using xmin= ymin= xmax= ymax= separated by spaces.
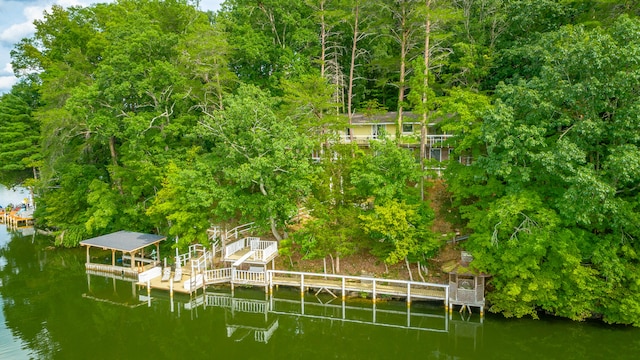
xmin=1 ymin=185 xmax=640 ymax=359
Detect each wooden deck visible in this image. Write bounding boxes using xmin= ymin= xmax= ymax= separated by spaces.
xmin=267 ymin=271 xmax=448 ymax=303
xmin=140 ymin=268 xmax=194 ymax=294
xmin=1 ymin=208 xmax=34 ymax=227
xmin=223 ymin=237 xmax=278 ymax=266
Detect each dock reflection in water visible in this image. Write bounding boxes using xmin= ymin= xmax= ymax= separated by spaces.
xmin=83 ymin=270 xmax=483 ymax=349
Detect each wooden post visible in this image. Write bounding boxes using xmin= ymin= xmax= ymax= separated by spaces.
xmin=407 ymin=282 xmax=411 ymax=308
xmin=300 ymin=273 xmax=305 ymax=298
xmin=111 ymin=250 xmax=115 ymax=267
xmin=130 ymin=251 xmax=136 ymax=269
xmin=341 ymin=277 xmax=346 ymax=301
xmin=85 ymin=246 xmax=90 ymax=264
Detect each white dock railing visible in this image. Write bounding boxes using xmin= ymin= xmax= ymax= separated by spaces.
xmin=225 ymin=222 xmax=255 ymax=242
xmin=252 ymin=240 xmax=278 ymax=262
xmin=200 ymin=268 xmax=449 ymax=308
xmin=225 ymin=238 xmax=248 ymax=258
xmin=204 ymin=267 xmax=233 ymax=283
xmin=225 ymin=237 xmax=278 ymax=262
xmin=233 ymin=268 xmax=266 ymax=284
xmin=176 ymin=252 xmax=191 ymax=267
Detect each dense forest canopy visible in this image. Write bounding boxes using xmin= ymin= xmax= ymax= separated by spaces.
xmin=1 ymin=0 xmax=640 ymax=325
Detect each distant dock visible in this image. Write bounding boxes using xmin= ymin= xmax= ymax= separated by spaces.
xmin=0 ymin=207 xmax=34 ymax=228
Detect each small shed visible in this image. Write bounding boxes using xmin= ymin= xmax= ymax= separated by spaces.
xmin=80 ymin=230 xmax=166 ymax=278
xmin=442 ymin=251 xmax=490 ymax=316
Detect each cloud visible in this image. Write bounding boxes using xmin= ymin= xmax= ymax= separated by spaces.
xmin=0 ymin=4 xmax=48 ymax=44
xmin=0 ymin=75 xmax=18 ymax=90
xmin=0 ymin=21 xmax=36 ymax=44
xmin=3 ymin=62 xmax=12 ymax=73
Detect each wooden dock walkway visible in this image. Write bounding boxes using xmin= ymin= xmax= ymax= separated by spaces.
xmin=199 ymin=268 xmax=449 ymax=307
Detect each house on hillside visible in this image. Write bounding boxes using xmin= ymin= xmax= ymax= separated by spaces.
xmin=332 ymin=111 xmax=470 ymax=169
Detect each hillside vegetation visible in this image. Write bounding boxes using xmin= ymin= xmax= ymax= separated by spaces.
xmin=1 ymin=0 xmax=640 ymax=325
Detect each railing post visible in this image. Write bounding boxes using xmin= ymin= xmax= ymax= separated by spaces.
xmin=407 ymin=282 xmax=411 ymax=308
xmin=342 ymin=277 xmax=346 ymax=301
xmin=372 ymin=279 xmax=376 ymax=303
xmin=445 ymin=285 xmax=449 ymax=311
xmin=300 ymin=273 xmax=305 ymax=298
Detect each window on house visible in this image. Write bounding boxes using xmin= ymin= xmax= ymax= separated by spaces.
xmin=430 ymin=148 xmax=442 ymax=162
xmin=372 ymin=124 xmax=385 ymax=139
xmin=402 ymin=123 xmax=413 ymax=133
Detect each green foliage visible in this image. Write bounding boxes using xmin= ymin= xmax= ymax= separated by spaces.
xmin=466 ymin=193 xmax=600 ymax=320
xmin=351 ymin=139 xmax=422 ymax=203
xmin=0 ymin=82 xmax=40 ymax=186
xmin=199 ymin=84 xmax=316 ymax=240
xmin=457 ymin=16 xmax=640 ymax=325
xmin=4 ymin=0 xmax=640 ymax=326
xmin=360 ymin=199 xmax=437 ymax=265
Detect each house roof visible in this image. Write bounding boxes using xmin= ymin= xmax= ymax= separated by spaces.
xmin=350 ymin=111 xmax=444 ymax=125
xmin=79 ymin=230 xmax=166 ymax=253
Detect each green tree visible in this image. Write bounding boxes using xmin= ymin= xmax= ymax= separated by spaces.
xmin=200 ymin=84 xmax=316 ymax=241
xmin=458 ymin=16 xmax=640 ymax=325
xmin=0 ymin=82 xmax=40 ymax=186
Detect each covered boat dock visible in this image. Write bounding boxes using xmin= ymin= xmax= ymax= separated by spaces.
xmin=80 ymin=230 xmax=166 ymax=279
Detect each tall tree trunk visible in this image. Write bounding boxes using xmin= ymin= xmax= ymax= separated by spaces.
xmin=269 ymin=216 xmax=283 ymax=241
xmin=420 ymin=0 xmax=432 ymax=201
xmin=329 ymin=253 xmax=336 ymax=274
xmin=214 ymin=61 xmax=224 ymax=111
xmin=397 ymin=3 xmax=409 ymax=141
xmin=260 ymin=178 xmax=283 ymax=241
xmin=347 ymin=2 xmax=360 ymax=143
xmin=109 ymin=136 xmax=124 ymax=195
xmin=319 ymin=0 xmax=329 ymax=152
xmin=320 ymin=0 xmax=327 ymax=79
xmin=109 ymin=136 xmax=119 ymax=167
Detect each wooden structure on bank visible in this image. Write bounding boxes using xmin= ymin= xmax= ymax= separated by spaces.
xmin=443 ymin=251 xmax=489 ymax=316
xmin=1 ymin=207 xmax=34 ymax=228
xmin=80 ymin=231 xmax=166 ymax=279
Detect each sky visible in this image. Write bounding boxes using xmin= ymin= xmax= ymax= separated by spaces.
xmin=0 ymin=0 xmax=223 ymax=94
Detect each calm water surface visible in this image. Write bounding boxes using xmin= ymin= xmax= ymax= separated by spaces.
xmin=1 ymin=185 xmax=640 ymax=359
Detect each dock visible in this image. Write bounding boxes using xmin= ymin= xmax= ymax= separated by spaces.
xmin=1 ymin=207 xmax=34 ymax=228
xmin=82 ymin=227 xmax=484 ymax=315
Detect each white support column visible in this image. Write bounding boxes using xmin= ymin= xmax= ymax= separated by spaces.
xmin=372 ymin=279 xmax=377 ymax=303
